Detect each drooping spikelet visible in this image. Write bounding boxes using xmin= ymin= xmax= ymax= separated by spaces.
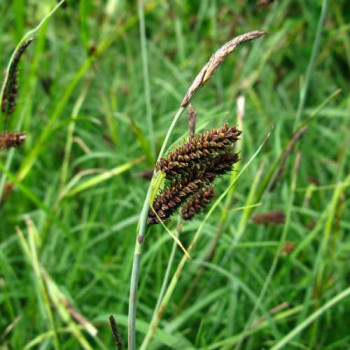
xmin=0 ymin=131 xmax=26 ymax=151
xmin=148 ymin=152 xmax=239 ymax=225
xmin=148 ymin=171 xmax=206 ymax=225
xmin=201 ymin=152 xmax=239 ymax=181
xmin=1 ymin=38 xmax=33 ymax=115
xmin=157 ymin=124 xmax=241 ymax=179
xmin=181 ymin=187 xmax=215 ymax=220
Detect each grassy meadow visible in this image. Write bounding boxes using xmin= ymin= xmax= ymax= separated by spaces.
xmin=1 ymin=0 xmax=350 ymax=349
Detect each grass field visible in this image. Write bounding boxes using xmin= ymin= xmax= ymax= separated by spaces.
xmin=1 ymin=0 xmax=350 ymax=349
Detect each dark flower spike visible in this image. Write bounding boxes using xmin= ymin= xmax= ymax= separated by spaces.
xmin=148 ymin=172 xmax=206 ymax=225
xmin=181 ymin=187 xmax=215 ymax=220
xmin=1 ymin=38 xmax=34 ymax=115
xmin=201 ymin=151 xmax=239 ymax=181
xmin=252 ymin=211 xmax=285 ymax=225
xmin=157 ymin=124 xmax=241 ymax=179
xmin=0 ymin=131 xmax=26 ymax=151
xmin=109 ymin=315 xmax=123 ymax=350
xmin=148 ymin=152 xmax=239 ymax=225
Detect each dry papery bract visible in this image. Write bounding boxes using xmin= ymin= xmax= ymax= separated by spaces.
xmin=148 ymin=125 xmax=240 ymax=225
xmin=181 ymin=30 xmax=267 ymax=107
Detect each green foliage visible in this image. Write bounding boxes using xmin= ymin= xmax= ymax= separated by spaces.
xmin=0 ymin=0 xmax=350 ymax=349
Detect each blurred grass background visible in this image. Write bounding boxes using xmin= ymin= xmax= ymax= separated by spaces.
xmin=0 ymin=0 xmax=350 ymax=349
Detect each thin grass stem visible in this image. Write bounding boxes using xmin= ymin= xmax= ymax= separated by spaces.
xmin=138 ymin=0 xmax=155 ymax=157
xmin=293 ymin=0 xmax=328 ymax=128
xmin=127 ymin=106 xmax=185 ymax=349
xmin=154 ymin=219 xmax=182 ymax=314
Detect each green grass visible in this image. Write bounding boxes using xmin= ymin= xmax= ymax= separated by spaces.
xmin=1 ymin=0 xmax=350 ymax=349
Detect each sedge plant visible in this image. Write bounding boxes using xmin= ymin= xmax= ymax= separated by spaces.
xmin=126 ymin=30 xmax=267 ymax=350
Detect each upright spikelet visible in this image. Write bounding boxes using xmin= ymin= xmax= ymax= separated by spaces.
xmin=181 ymin=187 xmax=215 ymax=220
xmin=0 ymin=132 xmax=26 ymax=151
xmin=1 ymin=38 xmax=33 ymax=115
xmin=109 ymin=316 xmax=123 ymax=350
xmin=157 ymin=124 xmax=241 ymax=179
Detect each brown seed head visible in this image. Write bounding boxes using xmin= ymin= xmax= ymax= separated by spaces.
xmin=181 ymin=187 xmax=215 ymax=220
xmin=149 ymin=152 xmax=238 ymax=225
xmin=148 ymin=172 xmax=206 ymax=225
xmin=0 ymin=131 xmax=26 ymax=151
xmin=1 ymin=38 xmax=33 ymax=115
xmin=157 ymin=124 xmax=241 ymax=179
xmin=281 ymin=241 xmax=295 ymax=256
xmin=109 ymin=315 xmax=123 ymax=350
xmin=252 ymin=211 xmax=285 ymax=225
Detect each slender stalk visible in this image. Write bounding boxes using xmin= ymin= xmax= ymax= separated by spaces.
xmin=127 ymin=106 xmax=185 ymax=349
xmin=154 ymin=220 xmax=182 ymax=314
xmin=293 ymin=0 xmax=328 ymax=129
xmin=138 ymin=0 xmax=155 ymax=157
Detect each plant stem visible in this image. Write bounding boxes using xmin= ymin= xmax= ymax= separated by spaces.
xmin=138 ymin=0 xmax=155 ymax=158
xmin=127 ymin=106 xmax=185 ymax=349
xmin=293 ymin=0 xmax=328 ymax=129
xmin=154 ymin=220 xmax=182 ymax=314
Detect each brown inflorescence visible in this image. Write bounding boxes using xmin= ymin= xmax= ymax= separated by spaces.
xmin=109 ymin=315 xmax=123 ymax=350
xmin=156 ymin=124 xmax=241 ymax=180
xmin=0 ymin=182 xmax=15 ymax=207
xmin=181 ymin=187 xmax=215 ymax=220
xmin=0 ymin=131 xmax=26 ymax=151
xmin=148 ymin=126 xmax=240 ymax=225
xmin=281 ymin=241 xmax=295 ymax=256
xmin=202 ymin=152 xmax=239 ymax=180
xmin=148 ymin=172 xmax=207 ymax=225
xmin=252 ymin=210 xmax=285 ymax=225
xmin=1 ymin=38 xmax=33 ymax=115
